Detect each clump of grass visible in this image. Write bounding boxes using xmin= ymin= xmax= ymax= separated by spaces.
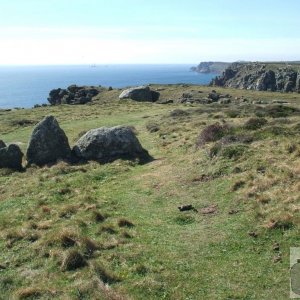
xmin=5 ymin=229 xmax=24 ymax=247
xmin=58 ymin=187 xmax=72 ymax=195
xmin=15 ymin=287 xmax=42 ymax=299
xmin=174 ymin=215 xmax=195 ymax=225
xmin=121 ymin=231 xmax=133 ymax=239
xmin=59 ymin=205 xmax=78 ymax=219
xmin=219 ymin=134 xmax=253 ymax=145
xmin=146 ymin=122 xmax=160 ymax=133
xmin=244 ymin=117 xmax=268 ymax=130
xmin=286 ymin=143 xmax=297 ymax=154
xmin=210 ymin=142 xmax=249 ymax=159
xmin=196 ymin=123 xmax=229 ymax=148
xmin=59 ymin=231 xmax=77 ymax=248
xmin=219 ymin=144 xmax=249 ymax=160
xmin=100 ymin=224 xmax=117 ymax=234
xmin=117 ymin=218 xmax=135 ymax=228
xmin=135 ymin=264 xmax=149 ymax=276
xmin=92 ymin=262 xmax=120 ymax=284
xmin=61 ymin=250 xmax=87 ymax=271
xmin=170 ymin=109 xmax=189 ymax=118
xmin=225 ymin=109 xmax=240 ymax=118
xmin=80 ymin=237 xmax=98 ymax=257
xmin=255 ymin=105 xmax=299 ymax=118
xmin=232 ymin=180 xmax=246 ymax=191
xmin=93 ymin=211 xmax=106 ymax=223
xmin=10 ymin=119 xmax=36 ymax=127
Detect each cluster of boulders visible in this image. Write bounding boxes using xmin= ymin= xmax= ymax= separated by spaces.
xmin=48 ymin=85 xmax=102 ymax=105
xmin=211 ymin=62 xmax=300 ymax=93
xmin=119 ymin=86 xmax=160 ymax=102
xmin=178 ymin=90 xmax=232 ymax=105
xmin=0 ymin=116 xmax=150 ymax=171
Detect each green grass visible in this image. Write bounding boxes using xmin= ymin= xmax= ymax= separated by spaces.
xmin=1 ymin=84 xmax=300 ymax=299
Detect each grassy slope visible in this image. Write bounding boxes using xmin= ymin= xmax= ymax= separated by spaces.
xmin=1 ymin=85 xmax=300 ymax=299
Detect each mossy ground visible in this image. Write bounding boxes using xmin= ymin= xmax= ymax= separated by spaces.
xmin=1 ymin=85 xmax=300 ymax=299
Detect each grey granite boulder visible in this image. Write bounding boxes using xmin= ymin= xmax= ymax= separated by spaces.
xmin=73 ymin=126 xmax=150 ymax=162
xmin=26 ymin=116 xmax=71 ymax=166
xmin=119 ymin=86 xmax=160 ymax=102
xmin=0 ymin=140 xmax=6 ymax=149
xmin=0 ymin=144 xmax=23 ymax=170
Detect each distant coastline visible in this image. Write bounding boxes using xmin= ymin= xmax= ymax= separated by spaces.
xmin=0 ymin=65 xmax=216 ymax=109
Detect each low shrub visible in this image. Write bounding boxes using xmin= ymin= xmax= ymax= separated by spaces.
xmin=244 ymin=118 xmax=268 ymax=130
xmin=210 ymin=139 xmax=250 ymax=159
xmin=255 ymin=105 xmax=299 ymax=118
xmin=196 ymin=123 xmax=230 ymax=148
xmin=220 ymin=144 xmax=249 ymax=160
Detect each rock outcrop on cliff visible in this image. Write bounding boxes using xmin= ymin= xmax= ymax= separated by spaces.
xmin=211 ymin=62 xmax=300 ymax=93
xmin=191 ymin=62 xmax=230 ymax=74
xmin=48 ymin=85 xmax=102 ymax=105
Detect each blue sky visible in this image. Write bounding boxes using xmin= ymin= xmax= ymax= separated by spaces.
xmin=0 ymin=0 xmax=299 ymax=64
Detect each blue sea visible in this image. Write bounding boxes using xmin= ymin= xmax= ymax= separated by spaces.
xmin=0 ymin=65 xmax=216 ymax=109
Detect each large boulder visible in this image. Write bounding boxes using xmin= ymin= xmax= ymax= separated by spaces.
xmin=119 ymin=86 xmax=160 ymax=102
xmin=26 ymin=116 xmax=71 ymax=166
xmin=73 ymin=126 xmax=150 ymax=162
xmin=0 ymin=144 xmax=23 ymax=170
xmin=0 ymin=140 xmax=6 ymax=149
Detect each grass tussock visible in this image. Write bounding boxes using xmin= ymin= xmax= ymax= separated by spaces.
xmin=61 ymin=250 xmax=87 ymax=271
xmin=92 ymin=262 xmax=120 ymax=284
xmin=117 ymin=218 xmax=135 ymax=228
xmin=15 ymin=287 xmax=42 ymax=299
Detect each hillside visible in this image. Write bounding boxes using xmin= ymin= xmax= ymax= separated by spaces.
xmin=211 ymin=62 xmax=300 ymax=92
xmin=1 ymin=85 xmax=300 ymax=299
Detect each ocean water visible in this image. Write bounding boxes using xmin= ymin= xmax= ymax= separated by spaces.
xmin=0 ymin=65 xmax=216 ymax=109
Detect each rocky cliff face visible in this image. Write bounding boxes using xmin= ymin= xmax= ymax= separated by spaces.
xmin=191 ymin=62 xmax=230 ymax=74
xmin=211 ymin=62 xmax=300 ymax=93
